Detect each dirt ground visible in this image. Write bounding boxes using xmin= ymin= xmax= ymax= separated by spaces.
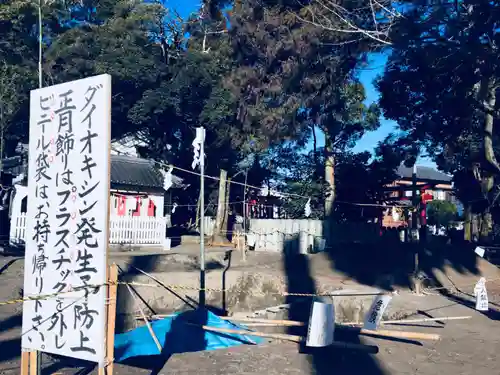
xmin=0 ymin=249 xmax=499 ymax=375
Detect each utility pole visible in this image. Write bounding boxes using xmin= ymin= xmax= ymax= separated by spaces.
xmin=199 ymin=127 xmax=206 ymax=307
xmin=412 ymin=165 xmax=421 ymax=295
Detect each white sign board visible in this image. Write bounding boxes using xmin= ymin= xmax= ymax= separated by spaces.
xmin=474 ymin=277 xmax=489 ymax=311
xmin=306 ymin=301 xmax=335 ymax=347
xmin=363 ymin=294 xmax=392 ymax=330
xmin=21 ymin=75 xmax=112 ymax=364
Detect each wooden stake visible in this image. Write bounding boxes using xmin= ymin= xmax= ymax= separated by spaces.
xmin=106 ymin=264 xmax=118 ymax=375
xmin=20 ymin=352 xmax=30 ymax=375
xmin=100 ymin=94 xmax=113 ymax=375
xmin=125 ymin=281 xmax=162 ymax=353
xmin=98 ymin=264 xmax=118 ymax=375
xmin=185 ymin=323 xmax=379 ymax=354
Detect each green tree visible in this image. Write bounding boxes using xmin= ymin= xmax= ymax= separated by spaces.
xmin=377 ymin=0 xmax=500 ymax=239
xmin=427 ymin=200 xmax=458 ymax=228
xmin=204 ymin=0 xmax=381 ymax=217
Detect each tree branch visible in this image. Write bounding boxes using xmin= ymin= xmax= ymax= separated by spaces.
xmin=292 ymin=0 xmax=400 ymax=46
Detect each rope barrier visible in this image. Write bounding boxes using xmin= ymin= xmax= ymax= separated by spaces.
xmin=2 ymin=275 xmax=497 ymax=307
xmin=0 ymin=280 xmax=395 ymax=307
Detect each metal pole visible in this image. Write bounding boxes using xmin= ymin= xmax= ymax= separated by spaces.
xmin=412 ymin=165 xmax=418 ymax=235
xmin=242 ymin=170 xmax=248 ymax=261
xmin=38 ymin=0 xmax=43 ymax=88
xmin=199 ymin=127 xmax=205 ymax=307
xmin=0 ymin=104 xmax=4 ymax=172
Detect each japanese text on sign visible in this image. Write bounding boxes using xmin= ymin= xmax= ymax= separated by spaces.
xmin=363 ymin=294 xmax=393 ymax=330
xmin=21 ymin=75 xmax=112 ymax=364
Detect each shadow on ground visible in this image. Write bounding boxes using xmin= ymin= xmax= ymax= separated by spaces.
xmin=321 ymin=221 xmax=500 ymax=321
xmin=0 ymin=314 xmax=22 ymax=364
xmin=324 ymin=223 xmax=483 ymax=291
xmin=283 ymin=235 xmax=389 ymax=375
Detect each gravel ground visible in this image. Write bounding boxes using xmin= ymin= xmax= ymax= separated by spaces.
xmin=0 ymin=253 xmax=499 ymax=375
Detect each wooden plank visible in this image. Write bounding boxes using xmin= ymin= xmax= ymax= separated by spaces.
xmin=28 ymin=352 xmax=37 ymax=375
xmin=20 ymin=352 xmax=29 ymax=375
xmin=103 ymin=264 xmax=118 ymax=375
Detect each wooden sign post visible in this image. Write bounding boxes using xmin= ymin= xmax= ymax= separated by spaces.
xmin=99 ymin=264 xmax=118 ymax=375
xmin=20 ymin=75 xmax=113 ymax=374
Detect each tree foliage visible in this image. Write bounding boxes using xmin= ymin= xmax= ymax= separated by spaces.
xmin=427 ymin=200 xmax=458 ymax=228
xmin=377 ymin=0 xmax=500 ymax=237
xmin=0 ymin=0 xmax=397 ymax=225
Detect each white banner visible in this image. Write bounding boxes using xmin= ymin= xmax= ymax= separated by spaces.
xmin=474 ymin=278 xmax=489 ymax=311
xmin=21 ymin=75 xmax=112 ymax=364
xmin=363 ymin=294 xmax=392 ymax=330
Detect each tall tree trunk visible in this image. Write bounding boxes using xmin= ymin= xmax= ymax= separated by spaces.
xmin=223 ymin=177 xmax=231 ymax=238
xmin=311 ymin=125 xmax=318 ymax=179
xmin=464 ymin=204 xmax=472 ymax=241
xmin=473 ymin=76 xmax=499 ymax=240
xmin=324 ymin=137 xmax=335 ymax=219
xmin=214 ymin=169 xmax=229 ymax=241
xmin=481 ymin=77 xmax=499 ymax=175
xmin=480 ymin=211 xmax=492 ymax=242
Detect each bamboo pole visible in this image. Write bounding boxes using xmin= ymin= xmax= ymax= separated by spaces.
xmin=343 ymin=326 xmax=440 ymax=341
xmin=147 ymin=315 xmax=470 ymax=327
xmin=124 ymin=282 xmax=162 ymax=353
xmin=345 ymin=316 xmax=472 ymax=326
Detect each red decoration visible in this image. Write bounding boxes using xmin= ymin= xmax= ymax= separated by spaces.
xmin=147 ymin=199 xmax=156 ymax=217
xmin=421 ymin=193 xmax=433 ymax=203
xmin=132 ymin=197 xmax=142 ymax=216
xmin=117 ymin=196 xmax=126 ymax=216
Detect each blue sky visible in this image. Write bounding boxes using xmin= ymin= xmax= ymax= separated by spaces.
xmin=168 ymin=0 xmax=434 ymax=166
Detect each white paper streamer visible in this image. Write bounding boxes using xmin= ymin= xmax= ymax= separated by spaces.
xmin=304 ymin=198 xmax=312 ymax=218
xmin=163 ymin=167 xmax=173 ymax=191
xmin=474 ymin=246 xmax=485 ymax=258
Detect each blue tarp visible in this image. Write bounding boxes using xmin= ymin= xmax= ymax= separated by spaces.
xmin=114 ymin=309 xmax=264 ymax=362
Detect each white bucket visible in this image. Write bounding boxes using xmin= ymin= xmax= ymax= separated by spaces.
xmin=305 ymin=300 xmax=335 ymax=347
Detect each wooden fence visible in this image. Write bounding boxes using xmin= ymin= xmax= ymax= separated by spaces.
xmin=10 ymin=213 xmax=168 ymax=247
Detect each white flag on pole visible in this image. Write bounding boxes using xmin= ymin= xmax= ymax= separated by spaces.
xmin=192 ymin=127 xmax=205 ymax=170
